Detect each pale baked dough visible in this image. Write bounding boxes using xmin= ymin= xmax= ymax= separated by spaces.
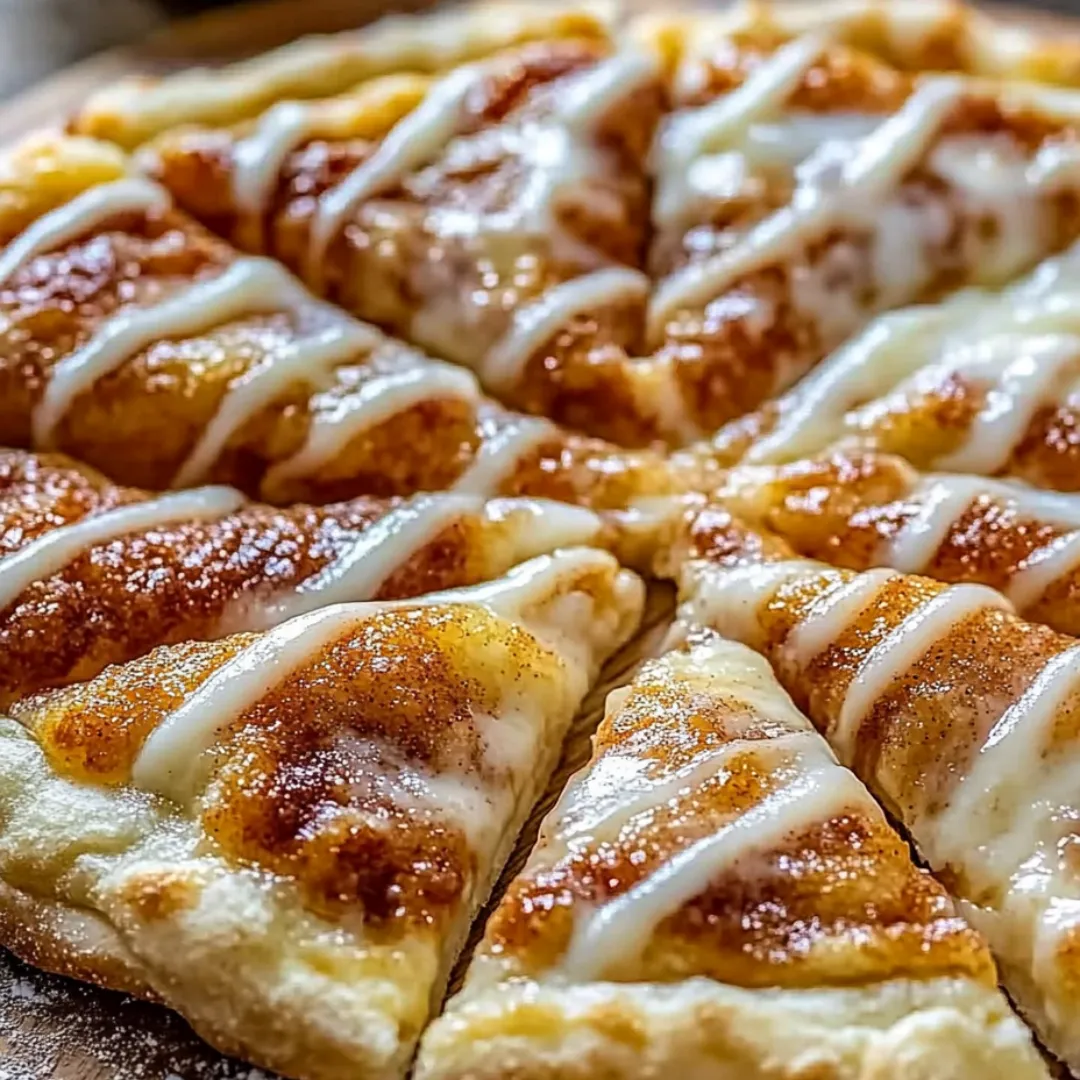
xmin=0 ymin=550 xmax=644 ymax=1080
xmin=418 ymin=632 xmax=1046 ymax=1079
xmin=660 ymin=509 xmax=1080 ymax=1073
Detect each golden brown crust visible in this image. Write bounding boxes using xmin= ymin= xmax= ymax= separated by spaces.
xmin=418 ymin=630 xmax=1041 ymax=1079
xmin=0 ymin=554 xmax=643 ymax=1080
xmin=0 ymin=134 xmax=686 ymax=508
xmin=70 ymin=3 xmax=617 ymax=149
xmin=417 ymin=977 xmax=1047 ymax=1080
xmin=715 ymin=451 xmax=1080 ymax=636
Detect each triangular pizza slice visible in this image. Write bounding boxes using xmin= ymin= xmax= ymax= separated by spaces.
xmin=0 ymin=447 xmax=624 ymax=706
xmin=709 ymin=240 xmax=1080 ymax=493
xmin=715 ymin=448 xmax=1080 ymax=637
xmin=661 ymin=500 xmax=1080 ymax=1072
xmin=639 ymin=5 xmax=1080 ymax=434
xmin=418 ymin=624 xmax=1044 ymax=1080
xmin=0 ymin=548 xmax=643 ymax=1080
xmin=0 ymin=133 xmax=687 ymax=508
xmin=136 ymin=14 xmax=672 ymax=446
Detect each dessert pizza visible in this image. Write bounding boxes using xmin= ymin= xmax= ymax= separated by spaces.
xmin=6 ymin=0 xmax=1080 ymax=1078
xmin=0 ymin=133 xmax=685 ymax=509
xmin=98 ymin=0 xmax=1080 ymax=446
xmin=0 ymin=447 xmax=625 ymax=707
xmin=418 ymin=628 xmax=1044 ymax=1080
xmin=0 ymin=549 xmax=643 ymax=1080
xmin=656 ymin=503 xmax=1080 ymax=1072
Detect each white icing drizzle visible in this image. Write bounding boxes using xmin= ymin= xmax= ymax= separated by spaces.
xmin=833 ymin=583 xmax=1013 ymax=765
xmin=301 ymin=48 xmax=659 ymax=388
xmin=0 ymin=486 xmax=244 ymax=613
xmin=480 ymin=267 xmax=648 ymax=393
xmin=784 ymin=568 xmax=898 ymax=669
xmin=926 ymin=643 xmax=1080 ymax=878
xmin=740 ymin=306 xmax=950 ymax=464
xmin=934 ymin=333 xmax=1080 ymax=475
xmin=682 ymin=558 xmax=824 ymax=647
xmin=308 ymin=63 xmax=479 ymax=277
xmin=0 ymin=177 xmax=171 ymax=286
xmin=452 ymin=414 xmax=556 ymax=496
xmin=883 ymin=475 xmax=992 ymax=573
xmin=741 ymin=239 xmax=1080 ymax=470
xmin=232 ymin=101 xmax=319 ymax=219
xmin=132 ymin=546 xmax=623 ymax=802
xmin=241 ymin=493 xmax=483 ymax=630
xmin=133 ymin=602 xmax=372 ymax=800
xmin=651 ymin=31 xmax=830 ymax=230
xmin=33 ymin=256 xmax=312 ymax=449
xmin=1010 ymin=532 xmax=1080 ymax=612
xmin=881 ymin=472 xmax=1080 ymax=609
xmin=261 ymin=361 xmax=480 ymax=490
xmin=648 ymin=76 xmax=965 ymax=338
xmin=172 ymin=320 xmax=381 ymax=488
xmin=560 ymin=735 xmax=859 ymax=980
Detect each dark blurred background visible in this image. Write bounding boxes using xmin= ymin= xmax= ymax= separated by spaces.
xmin=3 ymin=0 xmax=1080 ymax=99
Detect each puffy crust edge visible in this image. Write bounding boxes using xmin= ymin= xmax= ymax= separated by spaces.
xmin=415 ymin=976 xmax=1050 ymax=1080
xmin=633 ymin=0 xmax=1080 ymax=87
xmin=70 ymin=1 xmax=618 ymax=149
xmin=0 ymin=879 xmax=156 ymax=1000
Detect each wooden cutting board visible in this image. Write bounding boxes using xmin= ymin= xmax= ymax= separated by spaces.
xmin=0 ymin=1 xmax=1075 ymax=1077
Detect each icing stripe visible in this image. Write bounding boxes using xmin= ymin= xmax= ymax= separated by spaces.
xmin=481 ymin=268 xmax=649 ymax=393
xmin=261 ymin=361 xmax=480 ymax=491
xmin=1010 ymin=532 xmax=1080 ymax=611
xmin=33 ymin=256 xmax=311 ymax=448
xmin=0 ymin=486 xmax=244 ymax=612
xmin=308 ymin=63 xmax=478 ymax=277
xmin=882 ymin=476 xmax=990 ymax=573
xmin=834 ymin=583 xmax=1012 ymax=764
xmin=132 ymin=547 xmax=622 ymax=802
xmin=649 ymin=77 xmax=965 ymax=337
xmin=172 ymin=320 xmax=380 ymax=488
xmin=232 ymin=101 xmax=318 ymax=218
xmin=452 ymin=415 xmax=556 ymax=496
xmin=133 ymin=602 xmax=368 ymax=800
xmin=240 ymin=492 xmax=484 ymax=630
xmin=560 ymin=736 xmax=857 ymax=980
xmin=0 ymin=177 xmax=171 ymax=286
xmin=784 ymin=568 xmax=898 ymax=669
xmin=927 ymin=643 xmax=1080 ymax=877
xmin=652 ymin=31 xmax=829 ymax=229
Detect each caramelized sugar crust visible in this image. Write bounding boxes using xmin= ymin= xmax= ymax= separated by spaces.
xmin=483 ymin=638 xmax=992 ymax=990
xmin=654 ymin=39 xmax=1080 ymax=435
xmin=150 ymin=39 xmax=669 ymax=447
xmin=1 ymin=448 xmax=564 ymax=706
xmin=716 ymin=451 xmax=1080 ymax=635
xmin=11 ymin=603 xmax=567 ymax=928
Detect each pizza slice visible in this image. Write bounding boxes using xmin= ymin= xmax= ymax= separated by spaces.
xmin=0 ymin=132 xmax=686 ymax=508
xmin=70 ymin=2 xmax=613 ymax=149
xmin=637 ymin=5 xmax=1080 ymax=433
xmin=662 ymin=503 xmax=1080 ymax=1072
xmin=135 ymin=14 xmax=674 ymax=446
xmin=708 ymin=239 xmax=1080 ymax=490
xmin=0 ymin=447 xmax=627 ymax=707
xmin=716 ymin=449 xmax=1080 ymax=637
xmin=0 ymin=547 xmax=643 ymax=1080
xmin=417 ymin=625 xmax=1045 ymax=1080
